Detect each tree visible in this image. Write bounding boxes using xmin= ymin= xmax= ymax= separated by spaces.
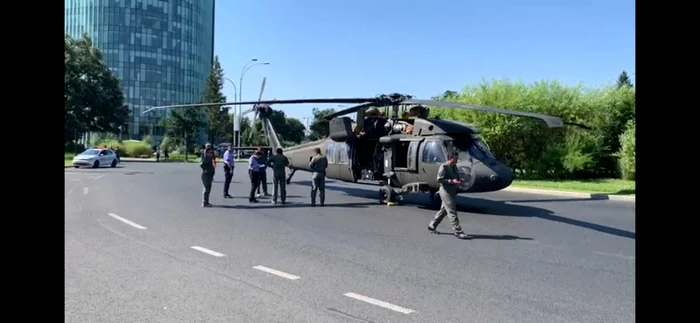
xmin=284 ymin=118 xmax=306 ymax=144
xmin=65 ymin=33 xmax=129 ymax=144
xmin=616 ymin=71 xmax=633 ymax=88
xmin=201 ymin=56 xmax=228 ymax=144
xmin=162 ymin=107 xmax=204 ymax=158
xmin=307 ymin=108 xmax=336 ymax=141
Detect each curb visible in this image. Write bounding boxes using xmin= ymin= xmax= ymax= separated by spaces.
xmin=503 ymin=186 xmax=635 ymax=202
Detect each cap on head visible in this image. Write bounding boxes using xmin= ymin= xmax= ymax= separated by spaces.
xmin=276 ymin=148 xmax=283 ymax=154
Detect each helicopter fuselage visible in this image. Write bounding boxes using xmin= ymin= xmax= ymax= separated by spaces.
xmin=281 ymin=116 xmax=514 ymax=197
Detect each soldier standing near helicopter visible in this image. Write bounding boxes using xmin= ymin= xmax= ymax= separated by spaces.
xmin=428 ymin=153 xmax=468 ymax=239
xmin=309 ymin=147 xmax=328 ymax=207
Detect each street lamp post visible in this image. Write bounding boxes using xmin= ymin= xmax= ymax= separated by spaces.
xmin=223 ymin=77 xmax=238 ymax=148
xmin=237 ymin=59 xmax=270 ymax=147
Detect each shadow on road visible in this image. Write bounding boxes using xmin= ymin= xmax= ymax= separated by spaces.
xmin=213 ymin=201 xmax=375 ymax=210
xmin=292 ymin=180 xmax=635 ymax=240
xmin=431 ymin=232 xmax=534 ymax=241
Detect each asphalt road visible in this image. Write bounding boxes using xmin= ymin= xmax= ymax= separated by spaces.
xmin=65 ymin=162 xmax=635 ymax=323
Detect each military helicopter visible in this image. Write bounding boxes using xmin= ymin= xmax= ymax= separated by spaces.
xmin=143 ymin=79 xmax=578 ymax=206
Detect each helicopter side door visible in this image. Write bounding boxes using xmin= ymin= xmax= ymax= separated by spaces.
xmin=419 ymin=140 xmax=448 ymax=188
xmin=335 ymin=142 xmax=354 ymax=182
xmin=393 ymin=138 xmax=424 ymax=186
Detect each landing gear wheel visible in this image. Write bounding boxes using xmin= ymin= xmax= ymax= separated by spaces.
xmin=111 ymin=160 xmax=117 ymax=168
xmin=379 ymin=186 xmax=397 ymax=204
xmin=92 ymin=160 xmax=100 ymax=168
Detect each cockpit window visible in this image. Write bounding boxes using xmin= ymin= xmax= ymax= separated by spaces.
xmin=421 ymin=141 xmax=446 ymax=163
xmin=444 ymin=138 xmax=495 ymax=162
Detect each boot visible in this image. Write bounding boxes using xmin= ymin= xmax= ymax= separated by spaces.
xmin=428 ymin=221 xmax=438 ymax=232
xmin=455 ymin=231 xmax=468 ymax=239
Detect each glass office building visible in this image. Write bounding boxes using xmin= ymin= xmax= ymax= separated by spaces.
xmin=65 ymin=0 xmax=215 ymax=143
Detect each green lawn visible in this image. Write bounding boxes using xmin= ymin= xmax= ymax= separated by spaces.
xmin=65 ymin=153 xmax=75 ymax=166
xmin=511 ymin=178 xmax=635 ymax=195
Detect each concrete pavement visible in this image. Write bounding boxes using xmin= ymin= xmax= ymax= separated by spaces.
xmin=65 ymin=163 xmax=635 ymax=323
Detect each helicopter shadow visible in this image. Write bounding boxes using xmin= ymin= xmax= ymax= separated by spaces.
xmin=293 ymin=180 xmax=635 ymax=240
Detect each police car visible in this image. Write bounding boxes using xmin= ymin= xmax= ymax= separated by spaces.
xmin=72 ymin=148 xmax=119 ymax=168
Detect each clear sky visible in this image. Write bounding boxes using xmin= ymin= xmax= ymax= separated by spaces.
xmin=213 ymin=0 xmax=635 ymax=126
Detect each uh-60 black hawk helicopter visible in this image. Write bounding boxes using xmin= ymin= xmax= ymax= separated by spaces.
xmin=143 ymin=79 xmax=582 ymax=207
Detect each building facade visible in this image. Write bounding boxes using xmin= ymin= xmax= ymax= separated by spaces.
xmin=65 ymin=0 xmax=215 ymax=144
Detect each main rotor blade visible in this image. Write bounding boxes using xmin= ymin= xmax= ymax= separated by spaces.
xmin=323 ymin=102 xmax=376 ymax=120
xmin=404 ymin=99 xmax=565 ymax=128
xmin=256 ymin=77 xmax=266 ymax=103
xmin=141 ymin=98 xmax=376 ymax=114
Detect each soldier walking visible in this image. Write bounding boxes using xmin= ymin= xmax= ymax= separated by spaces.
xmin=428 ymin=153 xmax=468 ymax=239
xmin=267 ymin=148 xmax=290 ymax=204
xmin=256 ymin=147 xmax=271 ymax=197
xmin=200 ymin=147 xmax=216 ymax=207
xmin=308 ymin=147 xmax=328 ymax=207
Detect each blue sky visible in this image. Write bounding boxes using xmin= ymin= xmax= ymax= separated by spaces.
xmin=214 ymin=0 xmax=635 ymax=126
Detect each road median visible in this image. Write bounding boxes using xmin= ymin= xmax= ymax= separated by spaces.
xmin=503 ymin=186 xmax=634 ymax=202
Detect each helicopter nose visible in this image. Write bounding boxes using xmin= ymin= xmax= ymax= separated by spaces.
xmin=469 ymin=162 xmax=514 ymax=192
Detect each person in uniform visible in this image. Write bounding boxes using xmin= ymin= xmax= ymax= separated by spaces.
xmin=200 ymin=147 xmax=216 ymax=207
xmin=428 ymin=153 xmax=468 ymax=239
xmin=308 ymin=147 xmax=328 ymax=207
xmin=256 ymin=147 xmax=271 ymax=197
xmin=267 ymin=148 xmax=290 ymax=204
xmin=222 ymin=145 xmax=234 ymax=198
xmin=248 ymin=151 xmax=262 ymax=203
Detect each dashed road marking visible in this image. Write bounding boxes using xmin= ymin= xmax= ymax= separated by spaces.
xmin=90 ymin=175 xmax=105 ymax=179
xmin=107 ymin=213 xmax=147 ymax=230
xmin=593 ymin=251 xmax=635 ymax=260
xmin=252 ymin=265 xmax=301 ymax=280
xmin=343 ymin=292 xmax=416 ymax=314
xmin=83 ymin=187 xmax=89 ymax=195
xmin=191 ymin=246 xmax=225 ymax=257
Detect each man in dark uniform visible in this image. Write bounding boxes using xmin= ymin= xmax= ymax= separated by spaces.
xmin=248 ymin=151 xmax=262 ymax=203
xmin=256 ymin=147 xmax=271 ymax=197
xmin=308 ymin=147 xmax=328 ymax=207
xmin=267 ymin=148 xmax=290 ymax=204
xmin=200 ymin=147 xmax=216 ymax=207
xmin=428 ymin=153 xmax=468 ymax=239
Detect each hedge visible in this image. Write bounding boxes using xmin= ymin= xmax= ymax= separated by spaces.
xmin=431 ymin=79 xmax=635 ymax=180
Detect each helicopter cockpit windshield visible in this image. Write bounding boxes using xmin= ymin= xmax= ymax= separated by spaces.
xmin=444 ymin=137 xmax=495 ymax=162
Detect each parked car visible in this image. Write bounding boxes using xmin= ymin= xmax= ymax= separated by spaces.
xmin=72 ymin=148 xmax=119 ymax=168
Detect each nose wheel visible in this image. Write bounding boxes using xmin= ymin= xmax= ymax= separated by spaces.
xmin=379 ymin=185 xmax=398 ymax=204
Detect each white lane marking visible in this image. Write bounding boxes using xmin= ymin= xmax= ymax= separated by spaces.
xmin=343 ymin=292 xmax=416 ymax=314
xmin=107 ymin=213 xmax=147 ymax=230
xmin=90 ymin=175 xmax=105 ymax=180
xmin=252 ymin=265 xmax=301 ymax=280
xmin=593 ymin=251 xmax=635 ymax=260
xmin=83 ymin=187 xmax=89 ymax=195
xmin=191 ymin=246 xmax=225 ymax=257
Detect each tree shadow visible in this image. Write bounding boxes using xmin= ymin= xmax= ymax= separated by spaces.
xmin=293 ymin=181 xmax=635 ymax=240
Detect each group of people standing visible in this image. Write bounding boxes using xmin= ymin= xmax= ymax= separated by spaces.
xmin=199 ymin=144 xmax=329 ymax=207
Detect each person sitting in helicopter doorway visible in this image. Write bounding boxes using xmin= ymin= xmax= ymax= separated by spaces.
xmin=428 ymin=152 xmax=468 ymax=239
xmin=309 ymin=147 xmax=328 ymax=207
xmin=248 ymin=150 xmax=262 ymax=203
xmin=267 ymin=148 xmax=290 ymax=204
xmin=255 ymin=147 xmax=271 ymax=197
xmin=200 ymin=147 xmax=216 ymax=207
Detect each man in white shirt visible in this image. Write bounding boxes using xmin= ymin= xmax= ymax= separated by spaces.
xmin=222 ymin=146 xmax=235 ymax=198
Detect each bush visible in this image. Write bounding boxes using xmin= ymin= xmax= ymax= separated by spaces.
xmin=431 ymin=79 xmax=635 ymax=179
xmin=142 ymin=135 xmax=153 ymax=146
xmin=160 ymin=136 xmax=172 ymax=151
xmin=617 ymin=119 xmax=635 ymax=180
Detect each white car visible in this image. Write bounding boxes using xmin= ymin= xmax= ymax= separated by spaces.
xmin=73 ymin=148 xmax=119 ymax=168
